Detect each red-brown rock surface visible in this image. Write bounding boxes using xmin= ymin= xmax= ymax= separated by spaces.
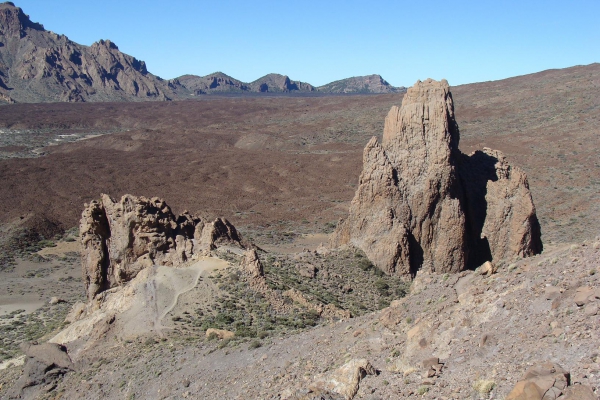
xmin=333 ymin=79 xmax=542 ymax=276
xmin=80 ymin=194 xmax=242 ymax=299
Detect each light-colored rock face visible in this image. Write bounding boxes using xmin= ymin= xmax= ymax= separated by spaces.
xmin=310 ymin=358 xmax=376 ymax=400
xmin=333 ymin=79 xmax=542 ymax=277
xmin=80 ymin=194 xmax=242 ymax=300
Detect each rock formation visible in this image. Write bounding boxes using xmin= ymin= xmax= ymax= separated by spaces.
xmin=332 ymin=79 xmax=542 ymax=277
xmin=80 ymin=194 xmax=243 ymax=300
xmin=504 ymin=362 xmax=585 ymax=400
xmin=0 ymin=2 xmax=181 ymax=103
xmin=8 ymin=342 xmax=74 ymax=398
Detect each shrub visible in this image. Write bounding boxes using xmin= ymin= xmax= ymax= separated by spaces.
xmin=374 ymin=279 xmax=390 ymax=294
xmin=473 ymin=379 xmax=496 ymax=395
xmin=358 ymin=258 xmax=372 ymax=271
xmin=37 ymin=240 xmax=56 ymax=248
xmin=249 ymin=340 xmax=262 ymax=349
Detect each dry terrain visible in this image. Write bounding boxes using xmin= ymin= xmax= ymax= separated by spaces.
xmin=0 ymin=64 xmax=599 ymax=399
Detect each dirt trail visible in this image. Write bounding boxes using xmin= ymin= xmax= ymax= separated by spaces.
xmin=156 ymin=257 xmax=228 ymax=323
xmin=115 ymin=257 xmax=230 ymax=338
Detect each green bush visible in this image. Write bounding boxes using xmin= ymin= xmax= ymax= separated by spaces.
xmin=248 ymin=340 xmax=262 ymax=349
xmin=37 ymin=240 xmax=56 ymax=248
xmin=358 ymin=258 xmax=372 ymax=271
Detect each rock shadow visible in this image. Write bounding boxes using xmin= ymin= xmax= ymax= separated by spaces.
xmin=457 ymin=150 xmax=499 ymax=269
xmin=408 ymin=232 xmax=424 ymax=278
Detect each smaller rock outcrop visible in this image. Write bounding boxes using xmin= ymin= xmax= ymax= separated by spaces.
xmin=240 ymin=249 xmax=350 ymax=319
xmin=241 ymin=249 xmax=264 ymax=278
xmin=8 ymin=343 xmax=74 ymax=398
xmin=505 ymin=362 xmax=573 ymax=400
xmin=205 ymin=328 xmax=235 ymax=340
xmin=80 ymin=194 xmax=243 ymax=300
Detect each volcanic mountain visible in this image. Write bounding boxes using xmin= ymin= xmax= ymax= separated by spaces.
xmin=0 ymin=2 xmax=405 ymax=102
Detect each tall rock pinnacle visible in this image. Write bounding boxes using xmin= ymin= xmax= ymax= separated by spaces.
xmin=332 ymin=79 xmax=542 ymax=277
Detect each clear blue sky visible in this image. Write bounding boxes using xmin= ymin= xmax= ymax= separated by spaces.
xmin=13 ymin=0 xmax=600 ymax=87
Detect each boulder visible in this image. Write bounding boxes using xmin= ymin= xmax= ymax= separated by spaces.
xmin=574 ymin=286 xmax=596 ymax=306
xmin=505 ymin=362 xmax=570 ymax=400
xmin=8 ymin=343 xmax=74 ymax=398
xmin=332 ymin=79 xmax=542 ymax=278
xmin=478 ymin=261 xmax=497 ymax=276
xmin=80 ymin=194 xmax=243 ymax=299
xmin=561 ymin=385 xmax=597 ymax=400
xmin=422 ymin=357 xmax=444 ymax=378
xmin=297 ymin=263 xmax=318 ymax=278
xmin=310 ymin=358 xmax=376 ymax=400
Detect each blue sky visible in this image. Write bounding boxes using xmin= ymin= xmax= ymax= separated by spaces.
xmin=13 ymin=0 xmax=600 ymax=87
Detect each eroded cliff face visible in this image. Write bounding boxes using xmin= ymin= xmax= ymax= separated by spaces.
xmin=333 ymin=79 xmax=542 ymax=277
xmin=80 ymin=194 xmax=242 ymax=300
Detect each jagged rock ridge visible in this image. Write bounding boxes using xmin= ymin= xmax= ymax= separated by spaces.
xmin=332 ymin=79 xmax=542 ymax=277
xmin=80 ymin=194 xmax=243 ymax=300
xmin=317 ymin=74 xmax=406 ymax=94
xmin=0 ymin=2 xmax=181 ymax=103
xmin=175 ymin=72 xmax=406 ymax=95
xmin=0 ymin=2 xmax=405 ymax=102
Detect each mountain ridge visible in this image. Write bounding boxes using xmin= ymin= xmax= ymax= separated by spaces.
xmin=0 ymin=2 xmax=405 ymax=103
xmin=0 ymin=2 xmax=182 ymax=103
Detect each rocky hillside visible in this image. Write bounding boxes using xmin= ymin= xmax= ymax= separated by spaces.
xmin=0 ymin=2 xmax=182 ymax=103
xmin=317 ymin=74 xmax=405 ymax=94
xmin=175 ymin=72 xmax=248 ymax=94
xmin=249 ymin=73 xmax=315 ymax=93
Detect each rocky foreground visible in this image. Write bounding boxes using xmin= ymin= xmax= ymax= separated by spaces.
xmin=4 ymin=238 xmax=598 ymax=399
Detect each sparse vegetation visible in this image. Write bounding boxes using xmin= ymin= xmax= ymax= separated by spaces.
xmin=417 ymin=386 xmax=429 ymax=395
xmin=473 ymin=379 xmax=496 ymax=395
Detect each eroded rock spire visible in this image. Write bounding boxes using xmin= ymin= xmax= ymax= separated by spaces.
xmin=332 ymin=79 xmax=542 ymax=277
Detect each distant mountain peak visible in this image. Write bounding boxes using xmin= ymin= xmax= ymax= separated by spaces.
xmin=0 ymin=3 xmax=405 ymax=103
xmin=0 ymin=3 xmax=179 ymax=103
xmin=317 ymin=74 xmax=405 ymax=94
xmin=0 ymin=1 xmax=44 ymax=37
